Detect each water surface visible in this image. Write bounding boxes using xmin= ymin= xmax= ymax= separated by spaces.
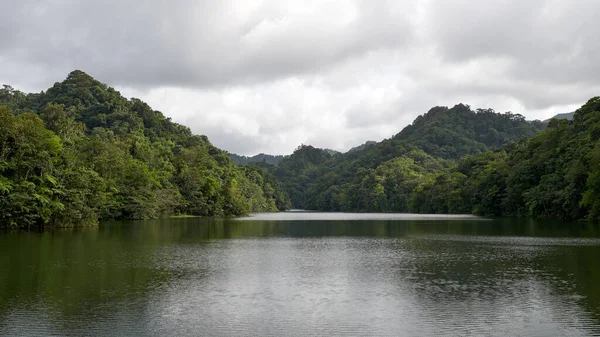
xmin=1 ymin=213 xmax=600 ymax=336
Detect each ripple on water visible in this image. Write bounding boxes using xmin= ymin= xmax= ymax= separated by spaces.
xmin=2 ymin=224 xmax=600 ymax=336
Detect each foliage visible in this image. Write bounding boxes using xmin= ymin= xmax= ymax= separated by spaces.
xmin=3 ymin=70 xmax=598 ymax=224
xmin=262 ymin=100 xmax=599 ymax=222
xmin=266 ymin=104 xmax=544 ymax=213
xmin=411 ymin=97 xmax=600 ymax=221
xmin=0 ymin=71 xmax=288 ymax=228
xmin=394 ymin=104 xmax=544 ymax=159
xmin=229 ymin=153 xmax=284 ymax=166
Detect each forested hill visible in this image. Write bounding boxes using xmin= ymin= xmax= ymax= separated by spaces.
xmin=0 ymin=70 xmax=290 ymax=229
xmin=3 ymin=70 xmax=596 ymax=226
xmin=411 ymin=97 xmax=600 ymax=221
xmin=347 ymin=141 xmax=377 ymax=153
xmin=229 ymin=149 xmax=339 ymax=166
xmin=264 ymin=98 xmax=600 ymax=222
xmin=264 ymin=104 xmax=546 ymax=211
xmin=394 ymin=104 xmax=545 ymax=159
xmin=544 ymin=112 xmax=574 ymax=123
xmin=230 ymin=153 xmax=284 ymax=166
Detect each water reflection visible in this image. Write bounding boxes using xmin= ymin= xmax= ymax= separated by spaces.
xmin=105 ymin=216 xmax=600 ymax=240
xmin=1 ymin=215 xmax=599 ymax=336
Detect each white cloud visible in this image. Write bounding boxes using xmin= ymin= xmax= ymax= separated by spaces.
xmin=1 ymin=0 xmax=599 ymax=155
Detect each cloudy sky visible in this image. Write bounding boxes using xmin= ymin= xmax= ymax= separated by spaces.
xmin=2 ymin=0 xmax=599 ymax=155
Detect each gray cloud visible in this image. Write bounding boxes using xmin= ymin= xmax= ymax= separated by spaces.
xmin=425 ymin=0 xmax=600 ymax=85
xmin=1 ymin=0 xmax=600 ymax=155
xmin=0 ymin=0 xmax=416 ymax=89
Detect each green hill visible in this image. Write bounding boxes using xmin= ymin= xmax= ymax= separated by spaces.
xmin=0 ymin=71 xmax=290 ymax=229
xmin=3 ymin=70 xmax=594 ymax=224
xmin=543 ymin=112 xmax=574 ymax=123
xmin=412 ymin=98 xmax=600 ymax=221
xmin=394 ymin=104 xmax=545 ymax=159
xmin=230 ymin=153 xmax=284 ymax=166
xmin=268 ymin=104 xmax=545 ymax=211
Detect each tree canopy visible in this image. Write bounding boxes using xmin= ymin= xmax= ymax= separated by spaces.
xmin=259 ymin=103 xmax=547 ymax=215
xmin=0 ymin=71 xmax=290 ymax=229
xmin=3 ymin=70 xmax=598 ymax=227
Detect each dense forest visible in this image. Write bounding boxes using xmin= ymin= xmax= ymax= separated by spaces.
xmin=250 ymin=99 xmax=600 ymax=222
xmin=230 ymin=153 xmax=284 ymax=166
xmin=0 ymin=71 xmax=290 ymax=229
xmin=256 ymin=104 xmax=545 ymax=211
xmin=2 ymin=70 xmax=599 ymax=228
xmin=411 ymin=98 xmax=600 ymax=221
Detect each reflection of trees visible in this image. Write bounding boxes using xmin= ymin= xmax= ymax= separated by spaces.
xmin=0 ymin=227 xmax=171 ymax=335
xmin=143 ymin=216 xmax=600 ymax=323
xmin=547 ymin=245 xmax=600 ymax=321
xmin=1 ymin=218 xmax=599 ymax=334
xmin=388 ymin=230 xmax=600 ymax=332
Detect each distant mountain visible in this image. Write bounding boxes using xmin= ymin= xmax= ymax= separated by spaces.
xmin=347 ymin=141 xmax=376 ymax=153
xmin=323 ymin=148 xmax=341 ymax=156
xmin=393 ymin=105 xmax=546 ymax=159
xmin=271 ymin=145 xmax=335 ymax=208
xmin=544 ymin=112 xmax=574 ymax=123
xmin=230 ymin=153 xmax=284 ymax=166
xmin=266 ymin=103 xmax=547 ymax=210
xmin=230 ymin=148 xmax=339 ymax=166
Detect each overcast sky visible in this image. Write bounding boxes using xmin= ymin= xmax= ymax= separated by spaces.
xmin=2 ymin=0 xmax=599 ymax=155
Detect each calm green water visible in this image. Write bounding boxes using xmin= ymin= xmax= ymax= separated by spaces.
xmin=1 ymin=213 xmax=600 ymax=336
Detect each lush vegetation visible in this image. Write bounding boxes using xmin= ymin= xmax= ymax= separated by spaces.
xmin=393 ymin=104 xmax=544 ymax=159
xmin=230 ymin=153 xmax=284 ymax=166
xmin=0 ymin=71 xmax=290 ymax=229
xmin=412 ymin=97 xmax=600 ymax=221
xmin=258 ymin=104 xmax=546 ymax=213
xmin=259 ymin=99 xmax=600 ymax=222
xmin=3 ymin=70 xmax=598 ymax=227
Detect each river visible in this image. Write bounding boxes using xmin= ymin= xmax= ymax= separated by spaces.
xmin=1 ymin=213 xmax=600 ymax=336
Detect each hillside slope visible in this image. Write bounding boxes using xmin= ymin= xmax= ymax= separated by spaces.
xmin=543 ymin=112 xmax=574 ymax=123
xmin=412 ymin=97 xmax=600 ymax=221
xmin=394 ymin=104 xmax=545 ymax=159
xmin=270 ymin=104 xmax=545 ymax=210
xmin=0 ymin=71 xmax=290 ymax=229
xmin=230 ymin=153 xmax=284 ymax=166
